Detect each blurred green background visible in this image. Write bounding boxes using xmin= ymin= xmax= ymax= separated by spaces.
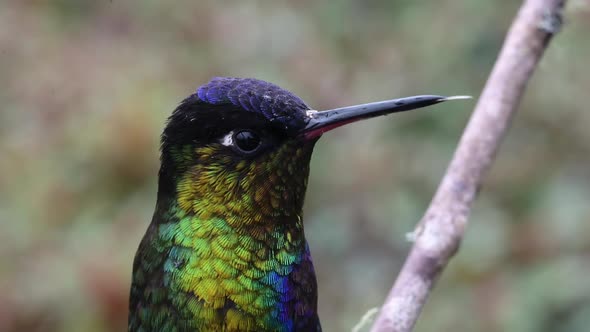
xmin=2 ymin=1 xmax=590 ymax=331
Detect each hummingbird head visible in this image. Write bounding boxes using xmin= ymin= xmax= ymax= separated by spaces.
xmin=159 ymin=77 xmax=318 ymax=223
xmin=159 ymin=77 xmax=463 ymax=224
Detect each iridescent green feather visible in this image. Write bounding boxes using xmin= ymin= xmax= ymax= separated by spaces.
xmin=129 ymin=140 xmax=320 ymax=331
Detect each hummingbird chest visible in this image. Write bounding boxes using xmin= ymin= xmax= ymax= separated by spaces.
xmin=129 ymin=212 xmax=321 ymax=331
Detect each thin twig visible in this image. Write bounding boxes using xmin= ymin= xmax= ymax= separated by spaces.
xmin=352 ymin=308 xmax=379 ymax=332
xmin=370 ymin=0 xmax=566 ymax=331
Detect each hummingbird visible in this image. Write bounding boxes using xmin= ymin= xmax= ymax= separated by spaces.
xmin=128 ymin=77 xmax=466 ymax=332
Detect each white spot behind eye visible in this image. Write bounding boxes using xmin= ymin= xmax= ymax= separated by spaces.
xmin=220 ymin=131 xmax=234 ymax=146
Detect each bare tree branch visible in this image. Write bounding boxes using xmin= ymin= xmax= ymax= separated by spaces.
xmin=370 ymin=0 xmax=566 ymax=331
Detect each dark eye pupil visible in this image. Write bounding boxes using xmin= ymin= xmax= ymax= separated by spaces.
xmin=234 ymin=130 xmax=261 ymax=152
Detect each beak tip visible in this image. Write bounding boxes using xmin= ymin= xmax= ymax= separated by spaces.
xmin=441 ymin=95 xmax=473 ymax=101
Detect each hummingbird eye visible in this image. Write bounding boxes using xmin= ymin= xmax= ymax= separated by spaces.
xmin=232 ymin=129 xmax=262 ymax=154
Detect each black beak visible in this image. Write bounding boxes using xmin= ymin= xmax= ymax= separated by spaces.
xmin=300 ymin=95 xmax=470 ymax=140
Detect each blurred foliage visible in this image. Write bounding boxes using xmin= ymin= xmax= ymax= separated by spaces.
xmin=1 ymin=1 xmax=590 ymax=331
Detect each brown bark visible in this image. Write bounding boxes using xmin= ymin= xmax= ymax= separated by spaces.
xmin=370 ymin=0 xmax=566 ymax=331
